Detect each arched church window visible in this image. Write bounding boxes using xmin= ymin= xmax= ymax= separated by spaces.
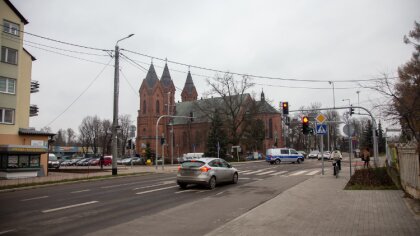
xmin=143 ymin=100 xmax=147 ymax=114
xmin=156 ymin=100 xmax=160 ymax=114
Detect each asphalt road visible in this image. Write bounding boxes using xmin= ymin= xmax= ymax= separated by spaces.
xmin=0 ymin=159 xmax=331 ymax=236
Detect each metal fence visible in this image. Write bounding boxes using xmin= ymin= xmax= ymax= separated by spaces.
xmin=397 ymin=145 xmax=420 ymax=199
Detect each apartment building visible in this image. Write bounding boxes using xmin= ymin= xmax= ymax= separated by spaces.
xmin=0 ymin=0 xmax=54 ymax=178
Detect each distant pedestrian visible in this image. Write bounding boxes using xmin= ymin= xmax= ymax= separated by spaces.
xmin=362 ymin=148 xmax=370 ymax=168
xmin=100 ymin=156 xmax=104 ymax=170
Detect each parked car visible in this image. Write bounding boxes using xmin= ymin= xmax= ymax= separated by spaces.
xmin=48 ymin=153 xmax=60 ymax=169
xmin=177 ymin=158 xmax=238 ymax=189
xmin=308 ymin=150 xmax=320 ymax=159
xmin=266 ymin=148 xmax=304 ymax=164
xmin=122 ymin=157 xmax=145 ymax=165
xmin=317 ymin=151 xmax=331 ymax=160
xmin=102 ymin=156 xmax=113 ymax=166
xmin=60 ymin=159 xmax=73 ymax=166
xmin=297 ymin=151 xmax=307 ymax=159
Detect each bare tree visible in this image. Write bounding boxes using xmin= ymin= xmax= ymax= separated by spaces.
xmin=55 ymin=129 xmax=67 ymax=146
xmin=118 ymin=114 xmax=133 ymax=156
xmin=66 ymin=128 xmax=76 ymax=146
xmin=78 ymin=115 xmax=102 ymax=154
xmin=197 ymin=73 xmax=256 ymax=145
xmin=99 ymin=119 xmax=112 ymax=155
xmin=364 ymin=22 xmax=419 ymax=150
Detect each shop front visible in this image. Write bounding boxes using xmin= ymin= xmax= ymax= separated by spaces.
xmin=0 ymin=145 xmax=48 ymax=179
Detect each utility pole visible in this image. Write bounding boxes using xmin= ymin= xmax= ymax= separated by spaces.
xmin=111 ymin=34 xmax=134 ymax=176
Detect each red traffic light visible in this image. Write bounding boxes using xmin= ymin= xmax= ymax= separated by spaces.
xmin=302 ymin=116 xmax=309 ymax=124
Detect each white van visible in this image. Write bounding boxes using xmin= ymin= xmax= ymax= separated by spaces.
xmin=266 ymin=148 xmax=304 ymax=164
xmin=178 ymin=153 xmax=204 ymax=163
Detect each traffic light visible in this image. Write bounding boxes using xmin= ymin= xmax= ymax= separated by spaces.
xmin=282 ymin=102 xmax=289 ymax=115
xmin=127 ymin=139 xmax=132 ymax=149
xmin=349 ymin=105 xmax=354 ymax=116
xmin=160 ymin=137 xmax=165 ymax=145
xmin=302 ymin=116 xmax=310 ymax=135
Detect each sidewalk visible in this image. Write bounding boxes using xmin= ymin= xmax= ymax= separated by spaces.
xmin=0 ymin=164 xmax=178 ymax=188
xmin=206 ymin=167 xmax=420 ymax=236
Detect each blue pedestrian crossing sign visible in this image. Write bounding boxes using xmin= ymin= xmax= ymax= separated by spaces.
xmin=316 ymin=124 xmax=327 ymax=135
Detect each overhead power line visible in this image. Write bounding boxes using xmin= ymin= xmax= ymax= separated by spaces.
xmin=44 ymin=58 xmax=113 ymax=127
xmin=122 ymin=49 xmax=398 ymax=83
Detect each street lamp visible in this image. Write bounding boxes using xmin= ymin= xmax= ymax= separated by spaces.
xmin=111 ymin=34 xmax=134 ymax=176
xmin=356 ymin=91 xmax=360 ymax=114
xmin=328 ymin=81 xmax=335 ymax=108
xmin=342 ymin=99 xmax=351 ymax=106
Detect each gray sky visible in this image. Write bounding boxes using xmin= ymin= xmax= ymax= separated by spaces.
xmin=11 ymin=0 xmax=420 ymax=133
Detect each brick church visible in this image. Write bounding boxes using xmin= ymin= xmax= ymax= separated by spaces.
xmin=136 ymin=63 xmax=283 ymax=160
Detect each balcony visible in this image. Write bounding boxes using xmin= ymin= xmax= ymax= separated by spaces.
xmin=31 ymin=80 xmax=39 ymax=93
xmin=30 ymin=105 xmax=39 ymax=117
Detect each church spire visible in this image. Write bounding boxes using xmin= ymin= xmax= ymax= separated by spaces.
xmin=181 ymin=70 xmax=198 ymax=102
xmin=144 ymin=63 xmax=159 ymax=88
xmin=261 ymin=89 xmax=265 ymax=101
xmin=160 ymin=62 xmax=174 ymax=91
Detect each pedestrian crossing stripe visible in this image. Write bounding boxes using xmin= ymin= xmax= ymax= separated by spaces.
xmin=237 ymin=169 xmax=321 ymax=177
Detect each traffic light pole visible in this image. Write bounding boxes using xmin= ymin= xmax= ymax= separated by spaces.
xmin=291 ymin=106 xmax=379 ymax=167
xmin=155 ymin=115 xmax=195 ymax=170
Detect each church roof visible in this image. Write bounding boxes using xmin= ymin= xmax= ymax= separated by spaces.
xmin=160 ymin=63 xmax=174 ymax=88
xmin=256 ymin=100 xmax=279 ymax=114
xmin=145 ymin=64 xmax=159 ymax=88
xmin=181 ymin=71 xmax=197 ymax=95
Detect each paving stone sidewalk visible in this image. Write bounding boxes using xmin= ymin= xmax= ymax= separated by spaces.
xmin=206 ymin=167 xmax=420 ymax=236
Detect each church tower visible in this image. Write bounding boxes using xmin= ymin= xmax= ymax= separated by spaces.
xmin=160 ymin=62 xmax=176 ymax=115
xmin=181 ymin=71 xmax=198 ymax=102
xmin=136 ymin=63 xmax=166 ymax=155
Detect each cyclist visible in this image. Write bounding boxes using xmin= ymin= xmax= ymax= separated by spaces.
xmin=332 ymin=150 xmax=342 ymax=176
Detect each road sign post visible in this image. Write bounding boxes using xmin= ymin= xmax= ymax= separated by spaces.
xmin=315 ymin=114 xmax=327 ymax=175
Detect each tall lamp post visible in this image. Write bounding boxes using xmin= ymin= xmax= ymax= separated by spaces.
xmin=328 ymin=81 xmax=335 ymax=108
xmin=112 ymin=34 xmax=134 ymax=176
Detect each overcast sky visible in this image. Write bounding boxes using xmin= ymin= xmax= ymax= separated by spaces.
xmin=11 ymin=0 xmax=420 ymax=133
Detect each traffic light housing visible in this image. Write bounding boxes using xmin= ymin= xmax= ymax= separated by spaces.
xmin=302 ymin=116 xmax=310 ymax=135
xmin=349 ymin=105 xmax=354 ymax=116
xmin=282 ymin=102 xmax=289 ymax=115
xmin=160 ymin=137 xmax=165 ymax=145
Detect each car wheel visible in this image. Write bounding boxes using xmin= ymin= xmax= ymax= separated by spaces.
xmin=297 ymin=159 xmax=301 ymax=164
xmin=231 ymin=173 xmax=238 ymax=184
xmin=178 ymin=183 xmax=188 ymax=189
xmin=208 ymin=176 xmax=216 ymax=189
xmin=275 ymin=159 xmax=281 ymax=165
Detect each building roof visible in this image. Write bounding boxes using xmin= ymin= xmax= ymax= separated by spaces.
xmin=23 ymin=48 xmax=36 ymax=61
xmin=4 ymin=0 xmax=29 ymax=24
xmin=181 ymin=71 xmax=197 ymax=95
xmin=256 ymin=100 xmax=280 ymax=114
xmin=160 ymin=63 xmax=174 ymax=88
xmin=144 ymin=63 xmax=159 ymax=88
xmin=19 ymin=128 xmax=55 ymax=136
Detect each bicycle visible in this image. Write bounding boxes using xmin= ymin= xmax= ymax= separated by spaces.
xmin=333 ymin=160 xmax=340 ymax=178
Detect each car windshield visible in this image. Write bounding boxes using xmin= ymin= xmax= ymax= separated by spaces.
xmin=181 ymin=161 xmax=205 ymax=168
xmin=310 ymin=151 xmax=319 ymax=154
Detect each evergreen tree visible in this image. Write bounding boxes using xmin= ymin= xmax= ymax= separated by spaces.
xmin=361 ymin=120 xmax=373 ymax=148
xmin=204 ymin=112 xmax=228 ymax=158
xmin=378 ymin=121 xmax=386 ymax=153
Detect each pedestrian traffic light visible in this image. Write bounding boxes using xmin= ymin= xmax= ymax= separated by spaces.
xmin=282 ymin=102 xmax=289 ymax=115
xmin=127 ymin=139 xmax=132 ymax=148
xmin=160 ymin=137 xmax=165 ymax=145
xmin=302 ymin=116 xmax=310 ymax=135
xmin=349 ymin=105 xmax=354 ymax=116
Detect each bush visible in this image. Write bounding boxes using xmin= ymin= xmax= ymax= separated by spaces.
xmin=345 ymin=167 xmax=399 ymax=190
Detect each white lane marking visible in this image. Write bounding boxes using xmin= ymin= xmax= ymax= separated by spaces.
xmin=215 ymin=191 xmax=225 ymax=196
xmin=242 ymin=169 xmax=265 ymax=175
xmin=174 ymin=189 xmax=197 ymax=194
xmin=239 ymin=177 xmax=251 ymax=180
xmin=21 ymin=196 xmax=49 ymax=202
xmin=289 ymin=170 xmax=308 ymax=176
xmin=306 ymin=170 xmax=320 ymax=175
xmin=0 ymin=229 xmax=16 ymax=235
xmin=42 ymin=201 xmax=98 ymax=213
xmin=270 ymin=171 xmax=288 ymax=176
xmin=238 ymin=170 xmax=252 ymax=173
xmin=256 ymin=170 xmax=276 ymax=176
xmin=71 ymin=189 xmax=90 ymax=194
xmin=101 ymin=177 xmax=174 ymax=189
xmin=132 ymin=181 xmax=174 ymax=190
xmin=136 ymin=186 xmax=177 ymax=195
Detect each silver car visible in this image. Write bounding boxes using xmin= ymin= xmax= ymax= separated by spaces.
xmin=176 ymin=158 xmax=238 ymax=189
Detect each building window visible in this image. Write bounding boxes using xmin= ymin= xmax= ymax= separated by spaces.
xmin=156 ymin=100 xmax=160 ymax=114
xmin=269 ymin=118 xmax=273 ymax=139
xmin=3 ymin=20 xmax=20 ymax=36
xmin=0 ymin=155 xmax=40 ymax=169
xmin=0 ymin=77 xmax=16 ymax=94
xmin=1 ymin=47 xmax=18 ymax=65
xmin=143 ymin=100 xmax=147 ymax=114
xmin=0 ymin=108 xmax=15 ymax=124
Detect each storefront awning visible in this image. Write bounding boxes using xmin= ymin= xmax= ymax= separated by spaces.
xmin=0 ymin=145 xmax=48 ymax=154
